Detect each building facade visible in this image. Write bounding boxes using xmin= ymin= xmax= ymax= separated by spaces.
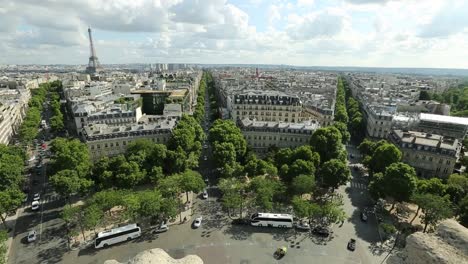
xmin=82 ymin=118 xmax=176 ymax=161
xmin=238 ymin=117 xmax=319 ymax=154
xmin=389 ymin=130 xmax=461 ymax=178
xmin=231 ymin=91 xmax=303 ymax=123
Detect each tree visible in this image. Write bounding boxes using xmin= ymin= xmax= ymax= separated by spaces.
xmin=148 ymin=166 xmax=164 ymax=184
xmin=275 ymin=148 xmax=293 ymax=168
xmin=457 ymin=195 xmax=468 ymax=227
xmin=249 ymin=176 xmax=285 ymax=211
xmin=319 ymin=159 xmax=351 ymax=189
xmin=83 ymin=204 xmax=103 ymax=234
xmin=291 ymin=174 xmax=315 ymax=195
xmin=291 ymin=146 xmax=320 ymax=167
xmin=0 ymin=230 xmax=7 ymax=264
xmin=0 ymin=153 xmax=24 ymax=190
xmin=419 ymin=90 xmax=431 ymax=100
xmin=382 ymin=162 xmax=418 ymax=209
xmin=178 ymin=170 xmax=206 ymax=202
xmin=49 ymin=115 xmax=64 ymax=132
xmin=285 ymin=159 xmax=315 ymax=183
xmin=137 ymin=189 xmax=162 ymax=221
xmin=50 ymin=138 xmax=91 ymax=177
xmin=0 ymin=189 xmax=24 ymax=229
xmin=291 ymin=196 xmax=312 ymax=218
xmin=310 ymin=126 xmax=343 ymax=163
xmin=219 ymin=178 xmax=244 ymax=218
xmin=114 ymin=159 xmax=146 ymax=188
xmin=88 ymin=190 xmax=124 ymax=216
xmin=213 ymin=142 xmax=237 ymax=168
xmin=418 ymin=194 xmax=453 ymax=232
xmin=61 ymin=204 xmax=86 ymax=241
xmin=333 ymin=121 xmax=351 ymax=144
xmin=416 ymin=178 xmax=446 ymax=196
xmin=49 ymin=169 xmax=93 ymax=199
xmin=165 ymin=147 xmax=187 ymax=174
xmin=368 ymin=143 xmax=402 ymax=174
xmin=209 ymin=119 xmax=247 ymax=159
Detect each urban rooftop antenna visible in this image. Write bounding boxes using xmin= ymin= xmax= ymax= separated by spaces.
xmin=85 ymin=27 xmax=102 ymax=74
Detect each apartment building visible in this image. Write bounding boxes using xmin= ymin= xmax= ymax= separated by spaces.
xmin=72 ymin=97 xmax=142 ymax=134
xmin=363 ymin=104 xmax=395 ymax=138
xmin=416 ymin=113 xmax=468 ymax=140
xmin=389 ymin=130 xmax=461 ymax=178
xmin=231 ymin=90 xmax=303 ymax=123
xmin=82 ymin=118 xmax=176 ymax=161
xmin=0 ymin=88 xmax=31 ymax=144
xmin=238 ymin=117 xmax=319 ymax=153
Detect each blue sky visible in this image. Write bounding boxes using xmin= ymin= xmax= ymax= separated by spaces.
xmin=1 ymin=0 xmax=468 ymax=68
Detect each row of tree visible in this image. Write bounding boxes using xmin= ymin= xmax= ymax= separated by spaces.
xmin=206 ymin=72 xmax=219 ymax=120
xmin=342 ymin=78 xmax=366 ymax=140
xmin=48 ymin=81 xmax=65 ymax=132
xmin=18 ymin=84 xmax=48 ymax=144
xmin=0 ymin=145 xmax=27 ymax=231
xmin=193 ymin=73 xmax=207 ymax=123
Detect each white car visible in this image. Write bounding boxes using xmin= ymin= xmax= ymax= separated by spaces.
xmin=203 ymin=144 xmax=208 ymax=149
xmin=193 ymin=217 xmax=202 ymax=228
xmin=27 ymin=230 xmax=37 ymax=243
xmin=203 ymin=156 xmax=208 ymax=161
xmin=202 ymin=190 xmax=208 ymax=199
xmin=31 ymin=201 xmax=40 ymax=211
xmin=33 ymin=193 xmax=40 ymax=201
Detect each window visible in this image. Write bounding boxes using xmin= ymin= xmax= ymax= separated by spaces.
xmin=446 ymin=160 xmax=451 ymax=165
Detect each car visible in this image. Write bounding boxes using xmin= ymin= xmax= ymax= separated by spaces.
xmin=31 ymin=201 xmax=40 ymax=211
xmin=203 ymin=144 xmax=208 ymax=149
xmin=33 ymin=193 xmax=40 ymax=201
xmin=231 ymin=219 xmax=251 ymax=225
xmin=28 ymin=155 xmax=36 ymax=162
xmin=153 ymin=224 xmax=169 ymax=234
xmin=193 ymin=217 xmax=202 ymax=228
xmin=27 ymin=230 xmax=37 ymax=243
xmin=36 ymin=164 xmax=42 ymax=169
xmin=203 ymin=156 xmax=208 ymax=161
xmin=202 ymin=190 xmax=208 ymax=199
xmin=295 ymin=221 xmax=311 ymax=231
xmin=361 ymin=211 xmax=368 ymax=222
xmin=312 ymin=226 xmax=330 ymax=237
xmin=350 ymin=154 xmax=355 ymax=159
xmin=347 ymin=238 xmax=356 ymax=251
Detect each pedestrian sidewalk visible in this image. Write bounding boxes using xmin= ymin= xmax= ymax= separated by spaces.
xmin=4 ymin=206 xmax=24 ymax=263
xmin=168 ymin=191 xmax=194 ymax=226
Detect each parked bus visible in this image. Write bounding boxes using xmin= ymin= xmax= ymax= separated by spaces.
xmin=250 ymin=213 xmax=294 ymax=228
xmin=95 ymin=223 xmax=141 ymax=249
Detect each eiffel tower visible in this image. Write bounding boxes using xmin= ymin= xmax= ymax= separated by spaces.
xmin=85 ymin=27 xmax=102 ymax=74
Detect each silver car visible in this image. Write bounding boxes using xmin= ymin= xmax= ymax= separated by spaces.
xmin=27 ymin=230 xmax=37 ymax=243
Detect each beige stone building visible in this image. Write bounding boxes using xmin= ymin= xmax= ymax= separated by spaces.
xmin=389 ymin=130 xmax=461 ymax=178
xmin=238 ymin=117 xmax=320 ymax=154
xmin=231 ymin=91 xmax=303 ymax=123
xmin=82 ymin=118 xmax=176 ymax=161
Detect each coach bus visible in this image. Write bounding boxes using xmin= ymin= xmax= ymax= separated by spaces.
xmin=250 ymin=213 xmax=294 ymax=228
xmin=95 ymin=223 xmax=141 ymax=249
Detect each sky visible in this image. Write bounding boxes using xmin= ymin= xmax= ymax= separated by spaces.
xmin=1 ymin=0 xmax=468 ymax=68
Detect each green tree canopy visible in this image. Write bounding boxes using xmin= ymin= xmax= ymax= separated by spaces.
xmin=310 ymin=126 xmax=343 ymax=163
xmin=368 ymin=143 xmax=402 ymax=173
xmin=319 ymin=159 xmax=351 ymax=189
xmin=291 ymin=174 xmax=315 ymax=195
xmin=209 ymin=119 xmax=247 ymax=159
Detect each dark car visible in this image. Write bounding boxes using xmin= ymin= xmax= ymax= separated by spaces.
xmin=231 ymin=219 xmax=251 ymax=225
xmin=347 ymin=238 xmax=356 ymax=251
xmin=312 ymin=226 xmax=330 ymax=237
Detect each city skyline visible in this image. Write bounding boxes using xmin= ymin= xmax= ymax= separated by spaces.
xmin=1 ymin=0 xmax=468 ymax=68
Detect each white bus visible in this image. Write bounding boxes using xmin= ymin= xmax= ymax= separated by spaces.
xmin=95 ymin=223 xmax=141 ymax=249
xmin=250 ymin=213 xmax=294 ymax=228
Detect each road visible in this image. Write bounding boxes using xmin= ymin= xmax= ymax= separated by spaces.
xmin=9 ymin=95 xmax=68 ymax=264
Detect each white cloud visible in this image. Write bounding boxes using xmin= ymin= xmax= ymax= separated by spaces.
xmin=0 ymin=0 xmax=467 ymax=68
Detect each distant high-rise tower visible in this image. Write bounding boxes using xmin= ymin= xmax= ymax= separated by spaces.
xmin=85 ymin=27 xmax=102 ymax=74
